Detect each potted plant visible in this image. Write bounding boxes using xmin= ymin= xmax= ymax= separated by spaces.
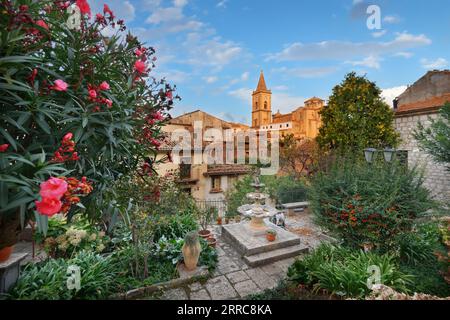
xmin=266 ymin=229 xmax=277 ymax=242
xmin=0 ymin=212 xmax=21 ymax=262
xmin=207 ymin=236 xmax=217 ymax=248
xmin=216 ymin=216 xmax=222 ymax=225
xmin=182 ymin=231 xmax=202 ymax=271
xmin=198 ymin=207 xmax=217 ymax=239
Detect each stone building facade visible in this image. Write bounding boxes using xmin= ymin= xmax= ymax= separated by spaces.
xmin=394 ymin=70 xmax=450 ymax=201
xmin=156 ymin=110 xmax=251 ymax=204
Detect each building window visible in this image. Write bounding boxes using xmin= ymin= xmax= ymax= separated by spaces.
xmin=270 ymin=125 xmax=272 ymax=129
xmin=211 ymin=176 xmax=222 ymax=193
xmin=286 ymin=124 xmax=289 ymax=127
xmin=280 ymin=125 xmax=282 ymax=128
xmin=180 ymin=163 xmax=191 ymax=179
xmin=396 ymin=150 xmax=408 ymax=168
xmin=255 ymin=102 xmax=258 ymax=109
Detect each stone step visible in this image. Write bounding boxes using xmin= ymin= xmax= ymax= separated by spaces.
xmin=243 ymin=245 xmax=309 ymax=267
xmin=221 ymin=222 xmax=301 ymax=256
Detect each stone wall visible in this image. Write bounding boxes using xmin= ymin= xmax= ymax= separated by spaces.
xmin=395 ymin=112 xmax=450 ymax=201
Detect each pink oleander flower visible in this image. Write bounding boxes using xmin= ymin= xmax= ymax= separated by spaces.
xmin=35 ymin=197 xmax=62 ymax=216
xmin=63 ymin=132 xmax=73 ymax=141
xmin=134 ymin=60 xmax=147 ymax=74
xmin=104 ymin=99 xmax=113 ymax=108
xmin=103 ymin=4 xmax=114 ymax=17
xmin=52 ymin=79 xmax=68 ymax=91
xmin=134 ymin=48 xmax=144 ymax=56
xmin=35 ymin=20 xmax=49 ymax=30
xmin=153 ymin=111 xmax=165 ymax=121
xmin=39 ymin=177 xmax=68 ymax=199
xmin=166 ymin=90 xmax=173 ymax=100
xmin=99 ymin=81 xmax=110 ymax=90
xmin=76 ymin=0 xmax=91 ymax=16
xmin=0 ymin=144 xmax=9 ymax=152
xmin=88 ymin=89 xmax=97 ymax=99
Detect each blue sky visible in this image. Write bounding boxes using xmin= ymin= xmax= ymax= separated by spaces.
xmin=92 ymin=0 xmax=450 ymax=125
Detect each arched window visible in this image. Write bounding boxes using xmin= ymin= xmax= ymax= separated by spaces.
xmin=264 ymin=101 xmax=267 ymax=109
xmin=255 ymin=102 xmax=258 ymax=109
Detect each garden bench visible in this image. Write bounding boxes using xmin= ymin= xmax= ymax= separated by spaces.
xmin=282 ymin=201 xmax=309 ymax=216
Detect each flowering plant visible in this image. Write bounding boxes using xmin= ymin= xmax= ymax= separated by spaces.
xmin=0 ymin=0 xmax=177 ymax=248
xmin=43 ymin=227 xmax=108 ymax=258
xmin=309 ymin=157 xmax=434 ymax=252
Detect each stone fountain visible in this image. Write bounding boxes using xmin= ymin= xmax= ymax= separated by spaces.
xmin=236 ymin=173 xmax=277 ymax=235
xmin=221 ymin=170 xmax=308 ymax=267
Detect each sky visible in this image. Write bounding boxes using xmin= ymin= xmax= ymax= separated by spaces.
xmin=91 ymin=0 xmax=450 ymax=125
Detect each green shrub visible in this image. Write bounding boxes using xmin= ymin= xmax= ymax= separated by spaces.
xmin=397 ymin=221 xmax=442 ymax=265
xmin=309 ymin=157 xmax=434 ymax=252
xmin=151 ymin=213 xmax=198 ymax=241
xmin=10 ymin=251 xmax=120 ymax=300
xmin=288 ymin=244 xmax=413 ymax=298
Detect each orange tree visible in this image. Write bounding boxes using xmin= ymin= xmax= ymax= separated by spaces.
xmin=317 ymin=72 xmax=399 ymax=152
xmin=0 ymin=0 xmax=177 ymax=249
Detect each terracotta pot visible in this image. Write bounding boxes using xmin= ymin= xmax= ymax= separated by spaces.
xmin=198 ymin=229 xmax=212 ymax=240
xmin=182 ymin=241 xmax=201 ymax=271
xmin=0 ymin=246 xmax=14 ymax=263
xmin=216 ymin=217 xmax=222 ymax=225
xmin=224 ymin=218 xmax=229 ymax=224
xmin=207 ymin=237 xmax=217 ymax=248
xmin=266 ymin=234 xmax=276 ymax=242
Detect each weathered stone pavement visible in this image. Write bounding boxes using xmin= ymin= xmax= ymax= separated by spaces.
xmin=151 ymin=213 xmax=331 ymax=300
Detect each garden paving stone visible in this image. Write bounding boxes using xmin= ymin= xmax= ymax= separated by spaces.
xmin=233 ymin=280 xmax=262 ymax=298
xmin=226 ymin=270 xmax=250 ymax=284
xmin=244 ymin=268 xmax=278 ymax=291
xmin=160 ymin=288 xmax=188 ymax=300
xmin=205 ymin=275 xmax=238 ymax=300
xmin=260 ymin=262 xmax=284 ymax=276
xmin=190 ymin=289 xmax=211 ymax=300
xmin=188 ymin=282 xmax=204 ymax=292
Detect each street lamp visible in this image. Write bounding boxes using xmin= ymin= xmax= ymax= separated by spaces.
xmin=383 ymin=148 xmax=396 ymax=163
xmin=364 ymin=148 xmax=396 ymax=163
xmin=364 ymin=148 xmax=377 ymax=163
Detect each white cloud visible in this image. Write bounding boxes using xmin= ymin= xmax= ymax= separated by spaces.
xmin=384 ymin=15 xmax=401 ymax=24
xmin=173 ymin=0 xmax=188 ymax=7
xmin=273 ymin=66 xmax=338 ymax=78
xmin=347 ymin=55 xmax=382 ymax=69
xmin=420 ymin=58 xmax=449 ymax=69
xmin=146 ymin=7 xmax=184 ymax=24
xmin=240 ymin=71 xmax=250 ymax=81
xmin=228 ymin=88 xmax=306 ymax=114
xmin=381 ymin=86 xmax=407 ymax=107
xmin=204 ymin=76 xmax=218 ymax=84
xmin=153 ymin=69 xmax=189 ymax=84
xmin=217 ymin=0 xmax=228 ymax=8
xmin=372 ymin=30 xmax=387 ymax=38
xmin=267 ymin=32 xmax=431 ymax=62
xmin=394 ymin=51 xmax=413 ymax=58
xmin=184 ymin=35 xmax=243 ymax=70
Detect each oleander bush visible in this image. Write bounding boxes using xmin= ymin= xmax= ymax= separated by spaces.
xmin=0 ymin=0 xmax=176 ymax=247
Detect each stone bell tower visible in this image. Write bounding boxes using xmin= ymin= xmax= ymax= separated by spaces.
xmin=252 ymin=71 xmax=272 ymax=128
